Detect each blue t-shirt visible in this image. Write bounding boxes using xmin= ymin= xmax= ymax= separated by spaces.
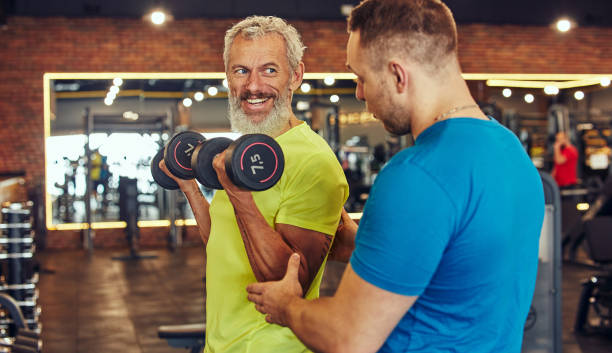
xmin=351 ymin=118 xmax=544 ymax=353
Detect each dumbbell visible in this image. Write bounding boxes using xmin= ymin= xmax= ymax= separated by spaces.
xmin=151 ymin=131 xmax=284 ymax=191
xmin=191 ymin=134 xmax=284 ymax=191
xmin=150 ymin=131 xmax=206 ymax=190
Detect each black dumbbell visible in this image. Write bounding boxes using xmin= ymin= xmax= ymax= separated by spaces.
xmin=191 ymin=134 xmax=284 ymax=191
xmin=150 ymin=131 xmax=206 ymax=190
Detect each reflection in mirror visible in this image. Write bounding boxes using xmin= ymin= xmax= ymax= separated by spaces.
xmin=44 ymin=73 xmax=377 ymax=229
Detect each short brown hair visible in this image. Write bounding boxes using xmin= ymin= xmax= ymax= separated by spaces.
xmin=348 ymin=0 xmax=458 ymax=70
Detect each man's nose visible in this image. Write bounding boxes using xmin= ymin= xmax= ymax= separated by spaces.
xmin=245 ymin=72 xmax=263 ymax=92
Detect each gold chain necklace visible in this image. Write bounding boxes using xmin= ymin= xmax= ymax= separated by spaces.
xmin=434 ymin=104 xmax=479 ymax=121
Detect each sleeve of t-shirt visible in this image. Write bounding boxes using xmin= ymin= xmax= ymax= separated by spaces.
xmin=350 ymin=161 xmax=457 ymax=296
xmin=276 ymin=152 xmax=349 ymax=236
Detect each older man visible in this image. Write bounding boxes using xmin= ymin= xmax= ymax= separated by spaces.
xmin=161 ymin=16 xmax=348 ymax=353
xmin=247 ymin=1 xmax=545 ymax=352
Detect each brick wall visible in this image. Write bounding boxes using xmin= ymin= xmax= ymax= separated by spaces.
xmin=2 ymin=16 xmax=612 ymax=248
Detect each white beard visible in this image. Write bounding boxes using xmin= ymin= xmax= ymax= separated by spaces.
xmin=228 ymin=89 xmax=292 ymax=137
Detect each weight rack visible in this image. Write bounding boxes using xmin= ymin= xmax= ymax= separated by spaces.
xmin=0 ymin=203 xmax=41 ymax=339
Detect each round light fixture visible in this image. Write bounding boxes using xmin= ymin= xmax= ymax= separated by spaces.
xmin=207 ymin=87 xmax=218 ymax=96
xmin=330 ymin=95 xmax=340 ymax=103
xmin=502 ymin=88 xmax=512 ymax=98
xmin=524 ymin=94 xmax=535 ymax=103
xmin=151 ymin=11 xmax=166 ymax=25
xmin=324 ymin=76 xmax=335 ymax=86
xmin=222 ymin=79 xmax=228 ymax=88
xmin=113 ymin=78 xmax=123 ymax=87
xmin=544 ymin=85 xmax=559 ymax=95
xmin=182 ymin=98 xmax=193 ymax=107
xmin=556 ymin=18 xmax=571 ymax=32
xmin=194 ymin=91 xmax=205 ymax=102
xmin=574 ymin=91 xmax=585 ymax=100
xmin=601 ymin=77 xmax=611 ymax=87
xmin=104 ymin=97 xmax=113 ymax=106
xmin=300 ymin=83 xmax=311 ymax=93
xmin=109 ymin=85 xmax=120 ymax=94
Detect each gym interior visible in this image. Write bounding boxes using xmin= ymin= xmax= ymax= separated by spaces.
xmin=1 ymin=1 xmax=612 ymax=352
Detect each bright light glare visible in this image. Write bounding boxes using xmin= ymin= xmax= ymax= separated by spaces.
xmin=324 ymin=76 xmax=335 ymax=86
xmin=556 ymin=19 xmax=571 ymax=32
xmin=104 ymin=97 xmax=113 ymax=106
xmin=222 ymin=79 xmax=228 ymax=88
xmin=151 ymin=11 xmax=166 ymax=25
xmin=109 ymin=85 xmax=120 ymax=94
xmin=502 ymin=88 xmax=512 ymax=98
xmin=330 ymin=94 xmax=340 ymax=103
xmin=113 ymin=78 xmax=123 ymax=86
xmin=182 ymin=98 xmax=193 ymax=107
xmin=194 ymin=91 xmax=204 ymax=101
xmin=300 ymin=83 xmax=311 ymax=93
xmin=544 ymin=85 xmax=559 ymax=95
xmin=601 ymin=77 xmax=611 ymax=87
xmin=207 ymin=87 xmax=218 ymax=96
xmin=524 ymin=94 xmax=535 ymax=103
xmin=574 ymin=91 xmax=585 ymax=100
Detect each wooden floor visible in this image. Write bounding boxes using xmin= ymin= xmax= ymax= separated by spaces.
xmin=36 ymin=246 xmax=612 ymax=353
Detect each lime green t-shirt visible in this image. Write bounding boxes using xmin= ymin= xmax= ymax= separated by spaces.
xmin=204 ymin=122 xmax=349 ymax=353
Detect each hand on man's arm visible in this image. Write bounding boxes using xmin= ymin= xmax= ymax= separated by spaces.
xmin=247 ymin=254 xmax=418 ymax=353
xmin=328 ymin=209 xmax=358 ymax=263
xmin=159 ymin=160 xmax=211 ymax=245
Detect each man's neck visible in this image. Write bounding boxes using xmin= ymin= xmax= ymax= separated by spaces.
xmin=411 ymin=75 xmax=487 ymax=139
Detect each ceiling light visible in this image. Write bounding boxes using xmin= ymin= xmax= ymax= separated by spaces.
xmin=601 ymin=77 xmax=611 ymax=87
xmin=574 ymin=91 xmax=585 ymax=100
xmin=502 ymin=88 xmax=512 ymax=98
xmin=324 ymin=76 xmax=335 ymax=86
xmin=106 ymin=91 xmax=117 ymax=99
xmin=151 ymin=11 xmax=166 ymax=25
xmin=222 ymin=79 xmax=228 ymax=88
xmin=182 ymin=98 xmax=193 ymax=107
xmin=300 ymin=83 xmax=311 ymax=93
xmin=556 ymin=18 xmax=571 ymax=32
xmin=109 ymin=85 xmax=120 ymax=94
xmin=207 ymin=87 xmax=218 ymax=96
xmin=113 ymin=78 xmax=123 ymax=87
xmin=194 ymin=91 xmax=205 ymax=102
xmin=340 ymin=4 xmax=354 ymax=17
xmin=104 ymin=97 xmax=113 ymax=106
xmin=544 ymin=85 xmax=559 ymax=95
xmin=330 ymin=95 xmax=340 ymax=103
xmin=296 ymin=101 xmax=310 ymax=111
xmin=524 ymin=94 xmax=535 ymax=103
xmin=123 ymin=111 xmax=139 ymax=120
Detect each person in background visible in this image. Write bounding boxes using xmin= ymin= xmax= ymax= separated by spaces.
xmin=552 ymin=131 xmax=578 ymax=188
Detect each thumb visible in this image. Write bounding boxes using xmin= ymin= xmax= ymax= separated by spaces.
xmin=283 ymin=253 xmax=300 ymax=281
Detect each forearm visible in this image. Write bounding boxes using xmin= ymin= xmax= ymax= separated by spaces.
xmin=553 ymin=146 xmax=566 ymax=164
xmin=285 ymin=297 xmax=353 ymax=353
xmin=180 ymin=181 xmax=211 ymax=245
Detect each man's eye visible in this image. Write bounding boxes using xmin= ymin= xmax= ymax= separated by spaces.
xmin=265 ymin=68 xmax=277 ymax=74
xmin=235 ymin=68 xmax=247 ymax=74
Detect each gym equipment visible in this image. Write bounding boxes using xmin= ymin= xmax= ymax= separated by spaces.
xmin=192 ymin=134 xmax=284 ymax=191
xmin=151 ymin=131 xmax=285 ymax=192
xmin=158 ymin=323 xmax=205 ymax=353
xmin=151 ymin=149 xmax=179 ymax=190
xmin=163 ymin=131 xmax=207 ymax=180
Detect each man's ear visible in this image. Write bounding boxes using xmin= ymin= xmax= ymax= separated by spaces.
xmin=388 ymin=61 xmax=408 ymax=94
xmin=289 ymin=62 xmax=305 ymax=91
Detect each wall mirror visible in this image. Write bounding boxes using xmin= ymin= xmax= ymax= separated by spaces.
xmin=44 ymin=73 xmax=612 ymax=231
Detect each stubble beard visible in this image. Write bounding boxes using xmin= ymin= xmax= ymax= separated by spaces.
xmin=228 ymin=88 xmax=293 ymax=137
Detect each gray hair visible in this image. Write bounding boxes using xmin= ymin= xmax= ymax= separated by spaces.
xmin=223 ymin=16 xmax=306 ymax=72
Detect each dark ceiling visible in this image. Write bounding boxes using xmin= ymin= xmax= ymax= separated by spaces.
xmin=3 ymin=0 xmax=612 ymax=26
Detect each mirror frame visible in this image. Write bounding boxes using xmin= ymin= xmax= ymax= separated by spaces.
xmin=44 ymin=72 xmax=607 ymax=230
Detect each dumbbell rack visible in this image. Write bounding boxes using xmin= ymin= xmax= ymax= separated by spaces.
xmin=0 ymin=204 xmax=41 ymax=339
